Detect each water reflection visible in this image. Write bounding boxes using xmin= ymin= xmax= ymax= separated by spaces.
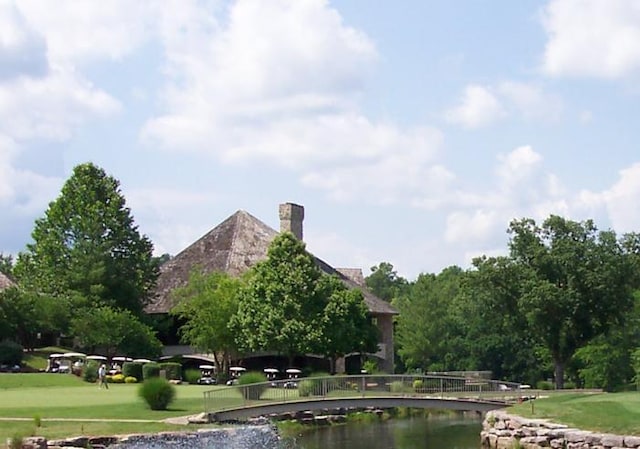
xmin=292 ymin=415 xmax=482 ymax=449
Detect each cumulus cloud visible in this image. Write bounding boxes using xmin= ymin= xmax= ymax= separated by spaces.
xmin=444 ymin=85 xmax=505 ymax=128
xmin=0 ymin=134 xmax=61 ymax=213
xmin=0 ymin=66 xmax=120 ymax=141
xmin=443 ymin=145 xmax=570 ymax=251
xmin=138 ymin=0 xmax=453 ymax=205
xmin=497 ymin=81 xmax=563 ymax=121
xmin=0 ymin=2 xmax=48 ymax=79
xmin=496 ymin=145 xmax=543 ymax=187
xmin=577 ymin=163 xmax=640 ymax=233
xmin=541 ymin=0 xmax=640 ymax=78
xmin=14 ymin=0 xmax=159 ymax=65
xmin=445 ymin=82 xmax=563 ymax=128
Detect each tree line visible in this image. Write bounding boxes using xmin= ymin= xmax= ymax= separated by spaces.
xmin=2 ymin=162 xmax=639 ymax=390
xmin=367 ymin=217 xmax=640 ymax=390
xmin=0 ymin=163 xmax=377 ymax=373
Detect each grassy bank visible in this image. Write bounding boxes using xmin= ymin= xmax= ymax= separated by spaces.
xmin=508 ymin=392 xmax=640 ymax=436
xmin=0 ymin=373 xmax=218 ymax=445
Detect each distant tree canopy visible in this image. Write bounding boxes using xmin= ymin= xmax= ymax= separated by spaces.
xmin=0 ymin=253 xmax=13 ymax=276
xmin=365 ymin=262 xmax=408 ymax=302
xmin=14 ymin=162 xmax=158 ymax=316
xmin=393 ymin=215 xmax=640 ymax=390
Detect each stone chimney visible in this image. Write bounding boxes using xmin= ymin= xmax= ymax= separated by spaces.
xmin=279 ymin=203 xmax=304 ymax=240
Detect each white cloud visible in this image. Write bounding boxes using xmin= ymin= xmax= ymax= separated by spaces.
xmin=0 ymin=66 xmax=120 ymax=141
xmin=444 ymin=85 xmax=505 ymax=128
xmin=0 ymin=134 xmax=61 ymax=213
xmin=14 ymin=0 xmax=158 ymax=65
xmin=578 ymin=162 xmax=640 ymax=232
xmin=445 ymin=210 xmax=498 ymax=243
xmin=497 ymin=81 xmax=563 ymax=121
xmin=139 ymin=0 xmax=454 ymax=206
xmin=445 ymin=81 xmax=563 ymax=128
xmin=541 ymin=0 xmax=640 ymax=78
xmin=0 ymin=2 xmax=47 ymax=79
xmin=496 ymin=145 xmax=543 ymax=187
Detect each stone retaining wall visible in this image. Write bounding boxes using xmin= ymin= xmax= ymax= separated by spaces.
xmin=11 ymin=424 xmax=280 ymax=449
xmin=482 ymin=411 xmax=640 ymax=449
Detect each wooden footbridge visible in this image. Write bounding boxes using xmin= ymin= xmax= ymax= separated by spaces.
xmin=203 ymin=374 xmax=529 ymax=422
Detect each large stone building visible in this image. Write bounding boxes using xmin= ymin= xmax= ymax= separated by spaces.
xmin=146 ymin=203 xmax=397 ymax=373
xmin=0 ymin=272 xmax=14 ymax=291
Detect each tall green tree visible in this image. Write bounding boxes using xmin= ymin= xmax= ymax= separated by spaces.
xmin=394 ymin=266 xmax=464 ymax=372
xmin=365 ymin=262 xmax=408 ymax=302
xmin=0 ymin=253 xmax=13 ymax=276
xmin=507 ymin=216 xmax=636 ymax=388
xmin=171 ymin=270 xmax=242 ymax=375
xmin=231 ymin=232 xmax=327 ymax=367
xmin=462 ymin=257 xmax=548 ymax=384
xmin=14 ymin=163 xmax=157 ymax=316
xmin=317 ymin=275 xmax=379 ymax=373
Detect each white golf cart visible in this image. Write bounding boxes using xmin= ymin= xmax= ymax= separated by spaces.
xmin=284 ymin=368 xmax=301 ymax=389
xmin=226 ymin=366 xmax=246 ymax=385
xmin=197 ymin=364 xmax=217 ymax=385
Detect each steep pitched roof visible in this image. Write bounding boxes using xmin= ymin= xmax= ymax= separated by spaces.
xmin=146 ymin=209 xmax=397 ymax=316
xmin=146 ymin=210 xmax=277 ymax=314
xmin=0 ymin=272 xmax=15 ymax=291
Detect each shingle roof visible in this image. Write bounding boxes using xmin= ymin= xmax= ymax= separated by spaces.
xmin=0 ymin=272 xmax=15 ymax=291
xmin=146 ymin=209 xmax=397 ymax=316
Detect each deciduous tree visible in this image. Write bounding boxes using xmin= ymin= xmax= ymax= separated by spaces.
xmin=70 ymin=306 xmax=161 ymax=358
xmin=171 ymin=270 xmax=242 ymax=375
xmin=317 ymin=275 xmax=379 ymax=373
xmin=231 ymin=232 xmax=326 ymax=367
xmin=365 ymin=262 xmax=408 ymax=302
xmin=506 ymin=216 xmax=635 ymax=388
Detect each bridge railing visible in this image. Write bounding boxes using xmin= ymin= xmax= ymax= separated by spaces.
xmin=202 ymin=374 xmax=524 ymax=413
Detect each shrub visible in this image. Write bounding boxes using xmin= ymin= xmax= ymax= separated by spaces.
xmin=138 ymin=377 xmax=176 ymax=410
xmin=0 ymin=340 xmax=23 ymax=366
xmin=110 ymin=373 xmax=125 ymax=383
xmin=536 ymin=380 xmax=554 ymax=390
xmin=298 ymin=379 xmax=313 ymax=397
xmin=83 ymin=361 xmax=99 ymax=383
xmin=125 ymin=376 xmax=138 ymax=383
xmin=298 ymin=375 xmax=336 ymax=397
xmin=184 ymin=368 xmax=201 ymax=384
xmin=413 ymin=379 xmax=424 ymax=392
xmin=142 ymin=362 xmax=160 ymax=380
xmin=159 ymin=362 xmax=182 ymax=381
xmin=390 ymin=381 xmax=408 ymax=393
xmin=9 ymin=432 xmax=26 ymax=449
xmin=362 ymin=359 xmax=378 ymax=374
xmin=122 ymin=362 xmax=143 ymax=381
xmin=237 ymin=371 xmax=268 ymax=400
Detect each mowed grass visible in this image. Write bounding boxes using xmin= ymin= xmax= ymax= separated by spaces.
xmin=0 ymin=373 xmax=222 ymax=444
xmin=508 ymin=392 xmax=640 ymax=435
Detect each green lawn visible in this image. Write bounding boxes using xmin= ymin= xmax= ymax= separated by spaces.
xmin=0 ymin=373 xmax=221 ymax=444
xmin=508 ymin=391 xmax=640 ymax=435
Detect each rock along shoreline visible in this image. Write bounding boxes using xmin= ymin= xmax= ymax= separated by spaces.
xmin=482 ymin=410 xmax=640 ymax=449
xmin=11 ymin=424 xmax=281 ymax=449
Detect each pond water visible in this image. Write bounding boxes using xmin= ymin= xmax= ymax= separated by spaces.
xmin=108 ymin=415 xmax=482 ymax=449
xmin=288 ymin=415 xmax=483 ymax=449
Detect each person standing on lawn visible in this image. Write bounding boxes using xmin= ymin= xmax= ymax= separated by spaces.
xmin=98 ymin=363 xmax=109 ymax=389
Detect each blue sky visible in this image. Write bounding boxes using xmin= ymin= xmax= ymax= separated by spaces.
xmin=2 ymin=0 xmax=640 ymax=280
